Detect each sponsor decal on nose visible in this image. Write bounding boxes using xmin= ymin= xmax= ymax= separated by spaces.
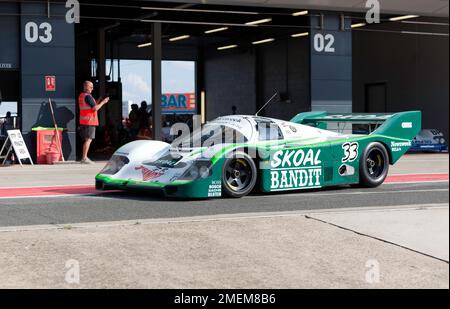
xmin=135 ymin=166 xmax=164 ymax=181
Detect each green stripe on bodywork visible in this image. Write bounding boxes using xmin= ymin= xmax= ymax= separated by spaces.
xmin=210 ymin=137 xmax=323 ymax=164
xmin=209 ymin=134 xmax=410 ymax=164
xmin=96 ymin=174 xmax=192 ymax=188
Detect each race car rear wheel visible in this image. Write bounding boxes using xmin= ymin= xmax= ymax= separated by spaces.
xmin=359 ymin=142 xmax=389 ymax=188
xmin=222 ymin=151 xmax=257 ymax=198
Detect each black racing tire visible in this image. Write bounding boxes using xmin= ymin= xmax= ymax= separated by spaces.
xmin=359 ymin=142 xmax=389 ymax=188
xmin=222 ymin=151 xmax=257 ymax=198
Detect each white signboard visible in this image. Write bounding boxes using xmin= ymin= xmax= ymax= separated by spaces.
xmin=7 ymin=130 xmax=33 ymax=162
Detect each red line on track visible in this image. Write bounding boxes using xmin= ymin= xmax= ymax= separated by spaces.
xmin=0 ymin=174 xmax=447 ymax=198
xmin=0 ymin=185 xmax=97 ymax=198
xmin=385 ymin=173 xmax=449 ymax=183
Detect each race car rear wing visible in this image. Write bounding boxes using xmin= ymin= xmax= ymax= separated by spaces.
xmin=291 ymin=111 xmax=422 ymax=140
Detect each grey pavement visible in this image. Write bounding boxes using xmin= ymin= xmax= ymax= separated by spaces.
xmin=0 ymin=153 xmax=448 ymax=288
xmin=0 ymin=205 xmax=448 ymax=289
xmin=309 ymin=206 xmax=449 ymax=262
xmin=389 ymin=153 xmax=449 ymax=175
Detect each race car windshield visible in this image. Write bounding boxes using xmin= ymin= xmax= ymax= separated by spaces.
xmin=173 ymin=124 xmax=248 ymax=149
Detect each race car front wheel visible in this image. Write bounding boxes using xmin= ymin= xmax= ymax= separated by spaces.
xmin=222 ymin=151 xmax=257 ymax=198
xmin=359 ymin=142 xmax=389 ymax=188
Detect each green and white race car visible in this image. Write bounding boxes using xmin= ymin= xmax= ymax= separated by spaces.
xmin=96 ymin=111 xmax=421 ymax=198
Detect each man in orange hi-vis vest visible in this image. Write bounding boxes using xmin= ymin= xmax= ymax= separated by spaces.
xmin=78 ymin=81 xmax=109 ymax=164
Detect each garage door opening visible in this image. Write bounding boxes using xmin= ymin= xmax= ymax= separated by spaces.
xmin=0 ymin=71 xmax=20 ymax=145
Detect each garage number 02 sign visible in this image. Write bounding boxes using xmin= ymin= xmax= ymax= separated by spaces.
xmin=25 ymin=22 xmax=53 ymax=44
xmin=313 ymin=33 xmax=335 ymax=53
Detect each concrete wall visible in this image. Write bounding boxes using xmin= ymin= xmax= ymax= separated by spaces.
xmin=204 ymin=37 xmax=310 ymax=121
xmin=259 ymin=38 xmax=310 ymax=120
xmin=353 ymin=26 xmax=449 ymax=139
xmin=20 ymin=2 xmax=76 ymax=161
xmin=310 ymin=15 xmax=353 ymax=113
xmin=204 ymin=51 xmax=256 ymax=119
xmin=0 ymin=2 xmax=19 ymax=69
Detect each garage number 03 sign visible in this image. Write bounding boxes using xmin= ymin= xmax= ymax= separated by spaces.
xmin=24 ymin=22 xmax=53 ymax=44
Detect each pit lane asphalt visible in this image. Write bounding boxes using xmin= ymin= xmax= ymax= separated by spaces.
xmin=0 ymin=181 xmax=447 ymax=228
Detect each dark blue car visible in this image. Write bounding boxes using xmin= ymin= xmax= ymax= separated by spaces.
xmin=410 ymin=129 xmax=448 ymax=152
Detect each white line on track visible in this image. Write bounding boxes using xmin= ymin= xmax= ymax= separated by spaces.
xmin=0 ymin=186 xmax=447 ymax=200
xmin=244 ymin=188 xmax=448 ymax=199
xmin=0 ymin=177 xmax=446 ymax=189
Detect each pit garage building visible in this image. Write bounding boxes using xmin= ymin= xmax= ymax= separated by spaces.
xmin=0 ymin=0 xmax=448 ymax=161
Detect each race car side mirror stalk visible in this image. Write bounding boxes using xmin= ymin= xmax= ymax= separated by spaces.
xmin=255 ymin=91 xmax=280 ymax=117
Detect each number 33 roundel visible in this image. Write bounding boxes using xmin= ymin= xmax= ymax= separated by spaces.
xmin=342 ymin=142 xmax=359 ymax=162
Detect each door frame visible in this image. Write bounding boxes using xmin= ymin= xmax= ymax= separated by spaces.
xmin=364 ymin=82 xmax=387 ymax=113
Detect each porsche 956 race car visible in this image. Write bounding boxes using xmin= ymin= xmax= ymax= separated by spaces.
xmin=96 ymin=111 xmax=421 ymax=198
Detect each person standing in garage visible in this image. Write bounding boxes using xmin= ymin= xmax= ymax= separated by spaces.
xmin=78 ymin=81 xmax=109 ymax=164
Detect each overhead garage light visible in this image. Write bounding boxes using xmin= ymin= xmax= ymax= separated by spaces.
xmin=141 ymin=6 xmax=259 ymax=15
xmin=389 ymin=15 xmax=419 ymax=22
xmin=169 ymin=35 xmax=190 ymax=42
xmin=205 ymin=27 xmax=229 ymax=34
xmin=351 ymin=23 xmax=366 ymax=28
xmin=291 ymin=32 xmax=309 ymax=38
xmin=217 ymin=44 xmax=238 ymax=50
xmin=245 ymin=18 xmax=272 ymax=26
xmin=401 ymin=31 xmax=449 ymax=37
xmin=292 ymin=10 xmax=308 ymax=17
xmin=137 ymin=42 xmax=152 ymax=48
xmin=252 ymin=38 xmax=275 ymax=45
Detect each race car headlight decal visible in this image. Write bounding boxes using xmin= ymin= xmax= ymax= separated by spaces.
xmin=178 ymin=160 xmax=212 ymax=181
xmin=100 ymin=155 xmax=130 ymax=175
